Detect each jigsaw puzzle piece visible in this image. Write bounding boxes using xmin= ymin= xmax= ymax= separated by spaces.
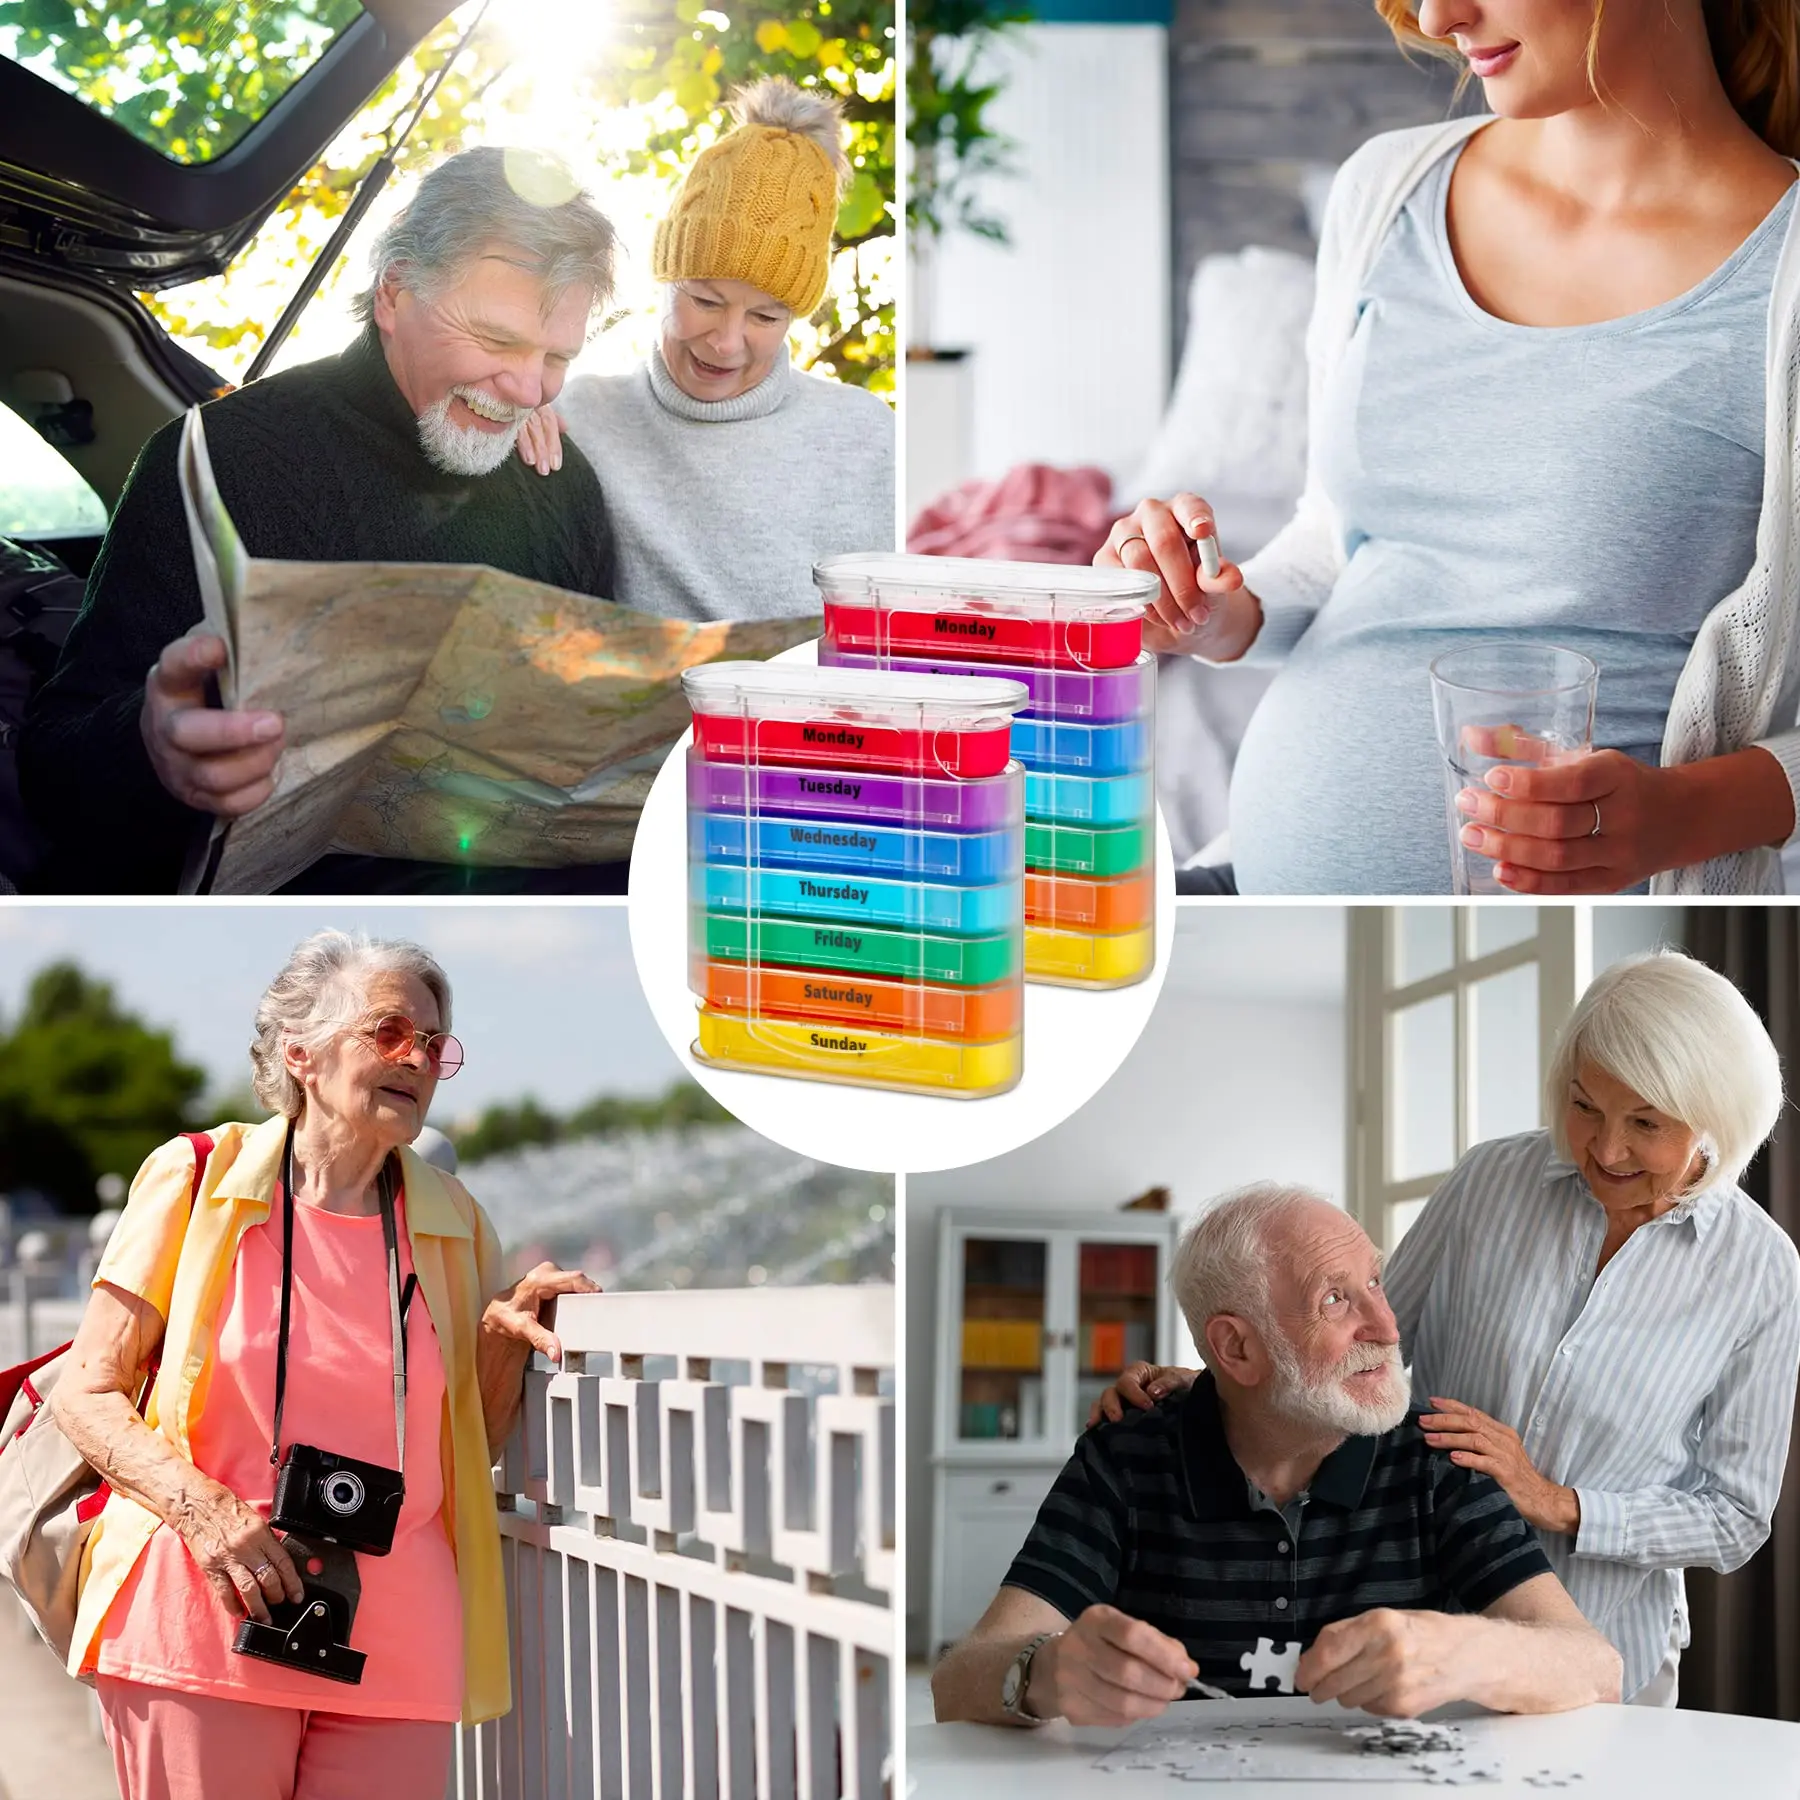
xmin=1238 ymin=1636 xmax=1303 ymax=1693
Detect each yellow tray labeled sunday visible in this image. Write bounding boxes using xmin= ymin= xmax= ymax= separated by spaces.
xmin=695 ymin=1005 xmax=1022 ymax=1097
xmin=1024 ymin=922 xmax=1155 ymax=990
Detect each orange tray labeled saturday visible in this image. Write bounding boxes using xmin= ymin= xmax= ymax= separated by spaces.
xmin=692 ymin=956 xmax=1023 ymax=1042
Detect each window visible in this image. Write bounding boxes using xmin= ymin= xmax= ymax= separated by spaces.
xmin=0 ymin=402 xmax=108 ymax=538
xmin=1 ymin=1 xmax=365 ymax=166
xmin=1347 ymin=906 xmax=1591 ymax=1250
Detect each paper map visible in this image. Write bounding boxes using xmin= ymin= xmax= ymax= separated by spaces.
xmin=175 ymin=406 xmax=815 ymax=893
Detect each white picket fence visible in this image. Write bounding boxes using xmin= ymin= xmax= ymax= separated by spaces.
xmin=455 ymin=1287 xmax=896 ymax=1800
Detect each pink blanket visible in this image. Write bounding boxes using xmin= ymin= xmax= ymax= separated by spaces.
xmin=907 ymin=463 xmax=1116 ymax=564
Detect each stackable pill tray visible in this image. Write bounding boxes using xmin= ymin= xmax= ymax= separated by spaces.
xmin=816 ymin=553 xmax=1161 ymax=990
xmin=680 ymin=662 xmax=1028 ymax=1097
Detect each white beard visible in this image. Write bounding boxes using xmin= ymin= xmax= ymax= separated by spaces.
xmin=1266 ymin=1335 xmax=1411 ymax=1438
xmin=416 ymin=385 xmax=526 ymax=477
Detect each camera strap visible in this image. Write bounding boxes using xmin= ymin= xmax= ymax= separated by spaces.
xmin=271 ymin=1124 xmax=408 ymax=1477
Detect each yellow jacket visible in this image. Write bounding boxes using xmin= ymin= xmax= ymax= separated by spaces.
xmin=69 ymin=1116 xmax=512 ymax=1725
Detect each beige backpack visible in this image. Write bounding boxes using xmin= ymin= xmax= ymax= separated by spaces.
xmin=0 ymin=1132 xmax=210 ymax=1663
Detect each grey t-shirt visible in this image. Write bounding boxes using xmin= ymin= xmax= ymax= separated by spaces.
xmin=1229 ymin=144 xmax=1796 ymax=894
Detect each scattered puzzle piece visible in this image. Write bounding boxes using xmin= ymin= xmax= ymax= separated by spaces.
xmin=1239 ymin=1638 xmax=1303 ymax=1694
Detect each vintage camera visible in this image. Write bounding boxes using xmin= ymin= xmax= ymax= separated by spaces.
xmin=270 ymin=1443 xmax=405 ymax=1556
xmin=233 ymin=1535 xmax=365 ymax=1685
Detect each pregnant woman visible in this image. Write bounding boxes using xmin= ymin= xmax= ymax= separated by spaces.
xmin=1106 ymin=0 xmax=1800 ymax=894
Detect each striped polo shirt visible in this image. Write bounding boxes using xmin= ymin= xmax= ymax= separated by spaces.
xmin=1003 ymin=1374 xmax=1552 ymax=1696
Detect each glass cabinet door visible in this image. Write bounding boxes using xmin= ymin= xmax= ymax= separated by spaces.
xmin=957 ymin=1236 xmax=1049 ymax=1444
xmin=1074 ymin=1239 xmax=1160 ymax=1427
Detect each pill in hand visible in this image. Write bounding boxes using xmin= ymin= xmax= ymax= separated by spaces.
xmin=1195 ymin=534 xmax=1222 ymax=581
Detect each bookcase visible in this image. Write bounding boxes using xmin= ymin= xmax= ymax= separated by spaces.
xmin=928 ymin=1207 xmax=1178 ymax=1655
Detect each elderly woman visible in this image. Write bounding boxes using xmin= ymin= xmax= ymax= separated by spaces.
xmin=1093 ymin=950 xmax=1800 ymax=1707
xmin=1109 ymin=0 xmax=1800 ymax=894
xmin=516 ymin=76 xmax=895 ymax=620
xmin=51 ymin=930 xmax=594 ymax=1799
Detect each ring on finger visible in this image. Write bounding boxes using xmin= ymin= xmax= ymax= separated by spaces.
xmin=1116 ymin=535 xmax=1148 ymax=554
xmin=1589 ymin=801 xmax=1602 ymax=838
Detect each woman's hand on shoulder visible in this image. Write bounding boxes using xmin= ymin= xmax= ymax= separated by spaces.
xmin=481 ymin=1261 xmax=602 ymax=1364
xmin=1085 ymin=1363 xmax=1199 ymax=1429
xmin=1096 ymin=495 xmax=1262 ymax=661
xmin=166 ymin=1481 xmax=304 ymax=1625
xmin=515 ymin=405 xmax=564 ymax=477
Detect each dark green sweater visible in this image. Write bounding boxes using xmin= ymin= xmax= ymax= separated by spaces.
xmin=20 ymin=327 xmax=615 ymax=893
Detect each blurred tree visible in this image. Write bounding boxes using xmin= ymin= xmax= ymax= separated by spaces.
xmin=454 ymin=1078 xmax=729 ymax=1161
xmin=593 ymin=0 xmax=897 ymax=390
xmin=1 ymin=1 xmax=894 ymax=390
xmin=0 ymin=963 xmax=207 ymax=1212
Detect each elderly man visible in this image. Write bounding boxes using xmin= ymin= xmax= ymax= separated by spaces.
xmin=19 ymin=147 xmax=617 ymax=894
xmin=932 ymin=1185 xmax=1623 ymax=1726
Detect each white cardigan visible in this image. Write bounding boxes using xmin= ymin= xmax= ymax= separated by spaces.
xmin=1237 ymin=117 xmax=1800 ymax=896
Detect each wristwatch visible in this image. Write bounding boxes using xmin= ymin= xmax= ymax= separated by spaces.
xmin=1001 ymin=1631 xmax=1055 ymax=1722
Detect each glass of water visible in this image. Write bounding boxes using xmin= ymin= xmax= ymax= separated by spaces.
xmin=1429 ymin=645 xmax=1598 ymax=896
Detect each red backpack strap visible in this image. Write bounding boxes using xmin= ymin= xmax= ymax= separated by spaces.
xmin=179 ymin=1132 xmax=214 ymax=1205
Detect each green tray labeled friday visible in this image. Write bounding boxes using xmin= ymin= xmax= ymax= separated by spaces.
xmin=700 ymin=910 xmax=1019 ymax=988
xmin=1024 ymin=818 xmax=1151 ymax=878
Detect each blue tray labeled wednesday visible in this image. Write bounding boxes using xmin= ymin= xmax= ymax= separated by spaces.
xmin=1025 ymin=767 xmax=1153 ymax=827
xmin=1011 ymin=714 xmax=1151 ymax=777
xmin=695 ymin=863 xmax=1018 ymax=936
xmin=692 ymin=811 xmax=1020 ymax=885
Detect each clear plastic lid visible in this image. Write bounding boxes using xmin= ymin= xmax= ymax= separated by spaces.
xmin=814 ymin=552 xmax=1158 ymax=621
xmin=682 ymin=660 xmax=1029 ymax=726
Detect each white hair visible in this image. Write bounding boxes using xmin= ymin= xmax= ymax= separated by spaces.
xmin=250 ymin=930 xmax=453 ymax=1118
xmin=1545 ymin=950 xmax=1783 ymax=1186
xmin=415 ymin=387 xmax=528 ymax=476
xmin=730 ymin=76 xmax=849 ymax=187
xmin=352 ymin=145 xmax=615 ymax=323
xmin=1169 ymin=1182 xmax=1334 ymax=1351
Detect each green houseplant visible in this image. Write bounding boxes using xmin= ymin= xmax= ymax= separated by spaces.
xmin=907 ymin=0 xmax=1031 ymax=352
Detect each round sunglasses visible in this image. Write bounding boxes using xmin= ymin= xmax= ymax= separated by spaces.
xmin=357 ymin=1013 xmax=465 ymax=1079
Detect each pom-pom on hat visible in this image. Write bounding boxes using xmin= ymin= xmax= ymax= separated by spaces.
xmin=653 ymin=77 xmax=848 ymax=317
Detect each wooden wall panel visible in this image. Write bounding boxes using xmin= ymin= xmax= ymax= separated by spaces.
xmin=1167 ymin=1 xmax=1471 ymax=358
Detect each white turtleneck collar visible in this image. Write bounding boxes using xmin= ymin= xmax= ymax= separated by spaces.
xmin=645 ymin=342 xmax=793 ymax=424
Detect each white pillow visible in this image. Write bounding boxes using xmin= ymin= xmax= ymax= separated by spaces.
xmin=1119 ymin=246 xmax=1315 ymax=513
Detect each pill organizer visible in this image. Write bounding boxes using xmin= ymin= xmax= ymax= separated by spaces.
xmin=1025 ymin=923 xmax=1156 ymax=988
xmin=698 ymin=863 xmax=1019 ymax=936
xmin=1025 ymin=868 xmax=1154 ymax=934
xmin=683 ymin=663 xmax=1028 ymax=1097
xmin=692 ymin=811 xmax=1020 ymax=885
xmin=1009 ymin=714 xmax=1151 ymax=778
xmin=815 ymin=553 xmax=1158 ymax=671
xmin=686 ymin=661 xmax=1020 ymax=779
xmin=688 ymin=755 xmax=1021 ymax=835
xmin=695 ymin=1008 xmax=1023 ymax=1097
xmin=692 ymin=958 xmax=1024 ymax=1041
xmin=1024 ymin=818 xmax=1149 ymax=878
xmin=814 ymin=555 xmax=1159 ymax=992
xmin=821 ymin=648 xmax=1156 ymax=725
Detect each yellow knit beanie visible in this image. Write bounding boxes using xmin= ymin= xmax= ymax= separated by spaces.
xmin=653 ymin=77 xmax=846 ymax=317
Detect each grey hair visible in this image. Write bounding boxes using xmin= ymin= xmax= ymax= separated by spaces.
xmin=730 ymin=75 xmax=849 ymax=189
xmin=1169 ymin=1182 xmax=1334 ymax=1358
xmin=1545 ymin=950 xmax=1783 ymax=1187
xmin=352 ymin=146 xmax=617 ymax=324
xmin=250 ymin=930 xmax=454 ymax=1118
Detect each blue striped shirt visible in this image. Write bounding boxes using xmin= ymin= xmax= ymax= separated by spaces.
xmin=1386 ymin=1129 xmax=1800 ymax=1698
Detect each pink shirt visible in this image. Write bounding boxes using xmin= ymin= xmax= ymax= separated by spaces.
xmin=98 ymin=1187 xmax=465 ymax=1720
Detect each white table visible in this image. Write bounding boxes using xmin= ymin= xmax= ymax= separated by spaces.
xmin=908 ymin=1698 xmax=1800 ymax=1798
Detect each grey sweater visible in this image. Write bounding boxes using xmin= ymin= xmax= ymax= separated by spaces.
xmin=555 ymin=347 xmax=895 ymax=621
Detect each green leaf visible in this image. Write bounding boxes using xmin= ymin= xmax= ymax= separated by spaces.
xmin=836 ymin=169 xmax=885 ymax=239
xmin=785 ymin=18 xmax=822 ymax=58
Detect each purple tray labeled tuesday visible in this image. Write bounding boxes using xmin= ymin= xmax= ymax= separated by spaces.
xmin=819 ymin=645 xmax=1154 ymax=724
xmin=686 ymin=748 xmax=1021 ymax=833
